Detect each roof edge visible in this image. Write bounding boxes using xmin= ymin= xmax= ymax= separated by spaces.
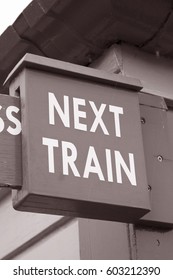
xmin=5 ymin=53 xmax=142 ymax=91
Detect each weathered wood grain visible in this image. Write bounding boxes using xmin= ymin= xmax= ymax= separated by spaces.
xmin=0 ymin=94 xmax=21 ymax=187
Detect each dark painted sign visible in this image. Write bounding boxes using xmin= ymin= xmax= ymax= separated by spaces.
xmin=0 ymin=94 xmax=21 ymax=187
xmin=7 ymin=54 xmax=150 ymax=222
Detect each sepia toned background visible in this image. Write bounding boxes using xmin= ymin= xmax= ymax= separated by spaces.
xmin=1 ymin=0 xmax=173 ymax=260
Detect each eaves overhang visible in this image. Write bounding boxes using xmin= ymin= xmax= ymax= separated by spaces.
xmin=0 ymin=0 xmax=173 ymax=93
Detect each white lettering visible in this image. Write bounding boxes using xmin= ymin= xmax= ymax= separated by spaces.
xmin=83 ymin=146 xmax=105 ymax=181
xmin=109 ymin=105 xmax=123 ymax=137
xmin=89 ymin=101 xmax=109 ymax=135
xmin=73 ymin=98 xmax=87 ymax=131
xmin=62 ymin=141 xmax=80 ymax=177
xmin=48 ymin=92 xmax=70 ymax=127
xmin=6 ymin=106 xmax=21 ymax=136
xmin=115 ymin=151 xmax=137 ymax=186
xmin=44 ymin=93 xmax=138 ymax=187
xmin=0 ymin=105 xmax=5 ymax=133
xmin=42 ymin=137 xmax=59 ymax=173
xmin=105 ymin=149 xmax=113 ymax=182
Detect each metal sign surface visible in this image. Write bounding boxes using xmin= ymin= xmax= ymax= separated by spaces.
xmin=8 ymin=54 xmax=150 ymax=222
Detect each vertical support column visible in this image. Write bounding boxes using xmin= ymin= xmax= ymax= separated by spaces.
xmin=79 ymin=219 xmax=133 ymax=260
xmin=78 ymin=44 xmax=136 ymax=260
xmin=78 ymin=43 xmax=173 ymax=260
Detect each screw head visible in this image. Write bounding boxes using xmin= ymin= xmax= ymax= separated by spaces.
xmin=141 ymin=117 xmax=146 ymax=124
xmin=157 ymin=155 xmax=163 ymax=162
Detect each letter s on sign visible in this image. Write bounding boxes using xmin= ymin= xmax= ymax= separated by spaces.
xmin=6 ymin=106 xmax=21 ymax=136
xmin=0 ymin=105 xmax=21 ymax=135
xmin=0 ymin=105 xmax=5 ymax=133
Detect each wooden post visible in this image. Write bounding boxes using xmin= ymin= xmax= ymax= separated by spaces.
xmin=0 ymin=94 xmax=22 ymax=188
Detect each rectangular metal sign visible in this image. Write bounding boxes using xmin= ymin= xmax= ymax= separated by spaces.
xmin=8 ymin=54 xmax=150 ymax=222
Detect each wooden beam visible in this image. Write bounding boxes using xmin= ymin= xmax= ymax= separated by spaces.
xmin=0 ymin=94 xmax=21 ymax=188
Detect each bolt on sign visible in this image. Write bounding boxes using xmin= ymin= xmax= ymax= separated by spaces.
xmin=6 ymin=54 xmax=150 ymax=222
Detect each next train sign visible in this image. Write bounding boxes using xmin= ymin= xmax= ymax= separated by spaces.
xmin=7 ymin=54 xmax=150 ymax=222
xmin=44 ymin=92 xmax=136 ymax=185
